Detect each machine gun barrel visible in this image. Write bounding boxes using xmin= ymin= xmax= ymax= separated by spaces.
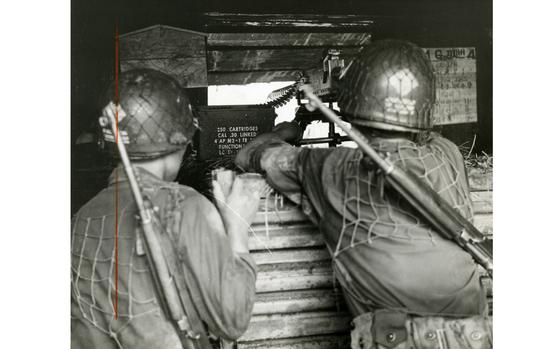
xmin=300 ymin=85 xmax=493 ymax=278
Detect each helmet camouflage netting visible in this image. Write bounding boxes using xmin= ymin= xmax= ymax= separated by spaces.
xmin=100 ymin=68 xmax=197 ymax=160
xmin=338 ymin=39 xmax=436 ymax=132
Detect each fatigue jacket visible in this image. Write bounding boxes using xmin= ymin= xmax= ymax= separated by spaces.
xmin=237 ymin=133 xmax=486 ymax=318
xmin=71 ymin=167 xmax=257 ymax=349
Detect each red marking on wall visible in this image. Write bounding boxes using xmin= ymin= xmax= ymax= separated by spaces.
xmin=114 ymin=22 xmax=119 ymax=319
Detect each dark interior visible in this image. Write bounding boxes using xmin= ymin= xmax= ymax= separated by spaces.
xmin=71 ymin=0 xmax=492 ymax=213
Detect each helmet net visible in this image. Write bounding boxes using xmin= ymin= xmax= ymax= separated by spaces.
xmin=333 ymin=138 xmax=473 ymax=258
xmin=100 ymin=69 xmax=197 ymax=160
xmin=338 ymin=40 xmax=436 ymax=132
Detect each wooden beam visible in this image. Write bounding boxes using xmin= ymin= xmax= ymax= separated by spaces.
xmin=207 ymin=33 xmax=371 ymax=47
xmin=204 ymin=13 xmax=379 ymax=30
xmin=121 ymin=58 xmax=208 ymax=88
xmin=207 ymin=47 xmax=361 ymax=72
xmin=256 ymin=191 xmax=492 ymax=217
xmin=253 ymin=194 xmax=492 ymax=226
xmin=253 ymin=289 xmax=345 ymax=315
xmin=120 ymin=25 xmax=206 ymax=60
xmin=256 ymin=249 xmax=492 ymax=292
xmin=238 ymin=311 xmax=352 ymax=342
xmin=208 ymin=70 xmax=302 ymax=85
xmin=481 ymin=275 xmax=493 ymax=297
xmin=248 ymin=224 xmax=324 ymax=251
xmin=256 ymin=264 xmax=334 ymax=293
xmin=474 ymin=213 xmax=493 ymax=236
xmin=471 ymin=191 xmax=493 ymax=214
xmin=469 ymin=171 xmax=492 ymax=191
xmin=253 ymin=208 xmax=309 ymax=225
xmin=252 ymin=249 xmax=330 ymax=265
xmin=238 ymin=334 xmax=350 ymax=349
xmin=251 ymin=192 xmax=491 ymax=237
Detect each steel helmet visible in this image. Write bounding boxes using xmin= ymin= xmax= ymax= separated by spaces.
xmin=338 ymin=39 xmax=436 ymax=132
xmin=99 ymin=68 xmax=197 ymax=160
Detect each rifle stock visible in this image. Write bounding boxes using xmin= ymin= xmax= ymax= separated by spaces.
xmin=300 ymin=85 xmax=493 ymax=278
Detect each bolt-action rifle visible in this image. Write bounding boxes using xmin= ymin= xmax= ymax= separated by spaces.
xmin=100 ymin=103 xmax=201 ymax=349
xmin=300 ymin=85 xmax=493 ymax=278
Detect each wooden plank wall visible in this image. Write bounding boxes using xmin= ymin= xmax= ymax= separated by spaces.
xmin=119 ymin=25 xmax=209 ymax=88
xmin=206 ymin=32 xmax=370 ymax=86
xmin=203 ymin=13 xmax=378 ymax=30
xmin=238 ymin=172 xmax=493 ymax=348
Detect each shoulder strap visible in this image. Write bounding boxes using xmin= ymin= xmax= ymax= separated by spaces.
xmin=140 ymin=182 xmax=212 ymax=349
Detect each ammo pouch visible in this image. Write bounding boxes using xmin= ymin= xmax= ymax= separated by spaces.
xmin=351 ymin=310 xmax=492 ymax=349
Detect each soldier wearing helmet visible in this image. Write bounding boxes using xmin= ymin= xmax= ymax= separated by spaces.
xmin=237 ymin=40 xmax=491 ymax=348
xmin=71 ymin=69 xmax=262 ymax=349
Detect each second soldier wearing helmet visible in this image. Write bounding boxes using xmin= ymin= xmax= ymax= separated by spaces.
xmin=72 ymin=69 xmax=263 ymax=349
xmin=237 ymin=40 xmax=491 ymax=348
xmin=338 ymin=40 xmax=436 ymax=134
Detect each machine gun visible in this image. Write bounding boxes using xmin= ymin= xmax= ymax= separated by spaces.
xmin=300 ymin=85 xmax=494 ymax=278
xmin=265 ymin=48 xmax=348 ymax=108
xmin=99 ymin=103 xmax=201 ymax=349
xmin=264 ymin=49 xmax=356 ymax=147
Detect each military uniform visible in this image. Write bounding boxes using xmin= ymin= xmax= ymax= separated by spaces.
xmin=236 ymin=134 xmax=485 ymax=317
xmin=72 ymin=69 xmax=258 ymax=348
xmin=236 ymin=39 xmax=491 ymax=348
xmin=71 ymin=167 xmax=256 ymax=349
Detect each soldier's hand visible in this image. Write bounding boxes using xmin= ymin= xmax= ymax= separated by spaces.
xmin=271 ymin=121 xmax=303 ymax=145
xmin=235 ymin=122 xmax=302 ymax=172
xmin=212 ymin=173 xmax=270 ymax=254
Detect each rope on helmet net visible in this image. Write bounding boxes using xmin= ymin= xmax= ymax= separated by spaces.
xmin=264 ymin=190 xmax=269 ymax=239
xmin=250 ymin=189 xmax=281 ymax=253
